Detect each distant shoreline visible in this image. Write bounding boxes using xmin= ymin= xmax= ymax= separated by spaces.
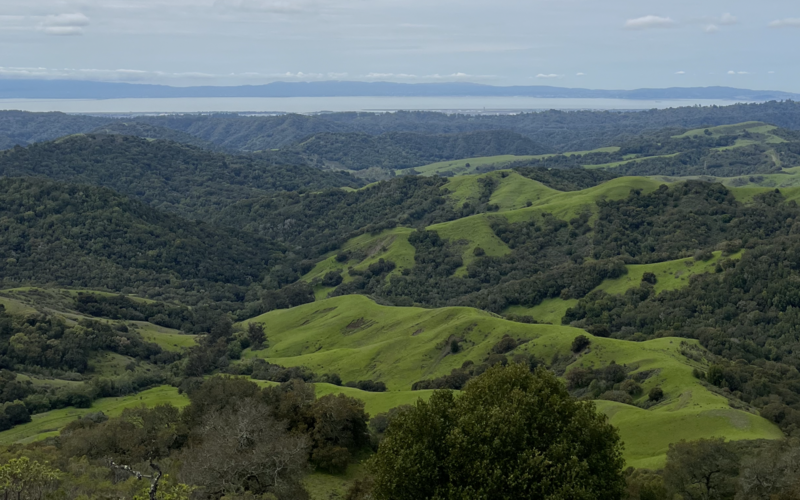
xmin=0 ymin=96 xmax=751 ymax=115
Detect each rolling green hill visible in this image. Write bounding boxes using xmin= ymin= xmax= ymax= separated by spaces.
xmin=242 ymin=295 xmax=783 ymax=468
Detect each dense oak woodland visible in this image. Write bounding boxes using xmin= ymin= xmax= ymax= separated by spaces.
xmin=0 ymin=178 xmax=315 ymax=314
xmin=4 ymin=105 xmax=800 ymax=498
xmin=0 ymin=134 xmax=362 ymax=220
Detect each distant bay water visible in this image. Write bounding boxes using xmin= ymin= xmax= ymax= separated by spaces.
xmin=0 ymin=96 xmax=749 ymax=115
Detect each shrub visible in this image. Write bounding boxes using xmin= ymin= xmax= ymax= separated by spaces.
xmin=322 ymin=270 xmax=344 ymax=287
xmin=648 ymin=386 xmax=664 ymax=402
xmin=598 ymin=390 xmax=633 ymax=405
xmin=642 ymin=272 xmax=657 ymax=284
xmin=620 ymin=379 xmax=643 ymax=396
xmin=571 ymin=335 xmax=591 ymax=353
xmin=491 ymin=335 xmax=518 ymax=354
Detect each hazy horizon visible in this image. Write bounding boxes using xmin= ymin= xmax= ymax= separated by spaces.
xmin=2 ymin=0 xmax=800 ymax=91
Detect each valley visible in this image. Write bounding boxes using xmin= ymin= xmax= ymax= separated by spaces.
xmin=2 ymin=105 xmax=800 ymax=498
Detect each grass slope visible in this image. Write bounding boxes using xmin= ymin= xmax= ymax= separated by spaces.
xmin=505 ymin=251 xmax=741 ymax=323
xmin=0 ymin=386 xmax=189 ymax=445
xmin=404 ymin=147 xmax=622 ymax=177
xmin=301 ymin=228 xmax=417 ymax=299
xmin=243 ymin=295 xmax=782 ymax=467
xmin=430 ymin=175 xmax=665 ymax=270
xmin=405 ymin=155 xmax=545 ymax=177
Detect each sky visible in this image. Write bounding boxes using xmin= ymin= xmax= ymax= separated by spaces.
xmin=0 ymin=0 xmax=799 ymax=91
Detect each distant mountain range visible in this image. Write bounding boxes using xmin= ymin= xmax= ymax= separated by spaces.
xmin=1 ymin=80 xmax=799 ymax=101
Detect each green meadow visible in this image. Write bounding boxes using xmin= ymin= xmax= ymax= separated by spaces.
xmin=242 ymin=295 xmax=782 ymax=468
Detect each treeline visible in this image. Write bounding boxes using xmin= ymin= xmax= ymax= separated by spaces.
xmin=514 ymin=166 xmax=619 ymax=190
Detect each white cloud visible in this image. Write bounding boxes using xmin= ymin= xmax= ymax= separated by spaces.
xmin=362 ymin=72 xmax=478 ymax=80
xmin=213 ymin=0 xmax=321 ymax=14
xmin=624 ymin=15 xmax=676 ymax=30
xmin=705 ymin=24 xmax=719 ymax=34
xmin=719 ymin=13 xmax=737 ymax=25
xmin=39 ymin=12 xmax=90 ymax=36
xmin=535 ymin=74 xmax=562 ymax=79
xmin=675 ymin=71 xmax=685 ymax=75
xmin=576 ymin=72 xmax=585 ymax=76
xmin=727 ymin=70 xmax=749 ymax=75
xmin=769 ymin=18 xmax=800 ymax=28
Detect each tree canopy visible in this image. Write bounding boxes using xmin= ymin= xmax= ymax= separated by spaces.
xmin=369 ymin=364 xmax=625 ymax=500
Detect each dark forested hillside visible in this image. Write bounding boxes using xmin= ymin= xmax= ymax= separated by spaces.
xmin=0 ymin=134 xmax=363 ymax=220
xmin=128 ymin=100 xmax=800 ymax=153
xmin=0 ymin=178 xmax=308 ymax=309
xmin=6 ymin=101 xmax=800 ymax=155
xmin=216 ymin=176 xmax=462 ymax=257
xmin=289 ymin=130 xmax=548 ymax=170
xmin=0 ymin=111 xmax=109 ymax=149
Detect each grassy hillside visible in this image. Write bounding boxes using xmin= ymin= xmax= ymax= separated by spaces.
xmin=504 ymin=251 xmax=739 ymax=324
xmin=406 ymin=155 xmax=545 ymax=176
xmin=242 ymin=295 xmax=782 ymax=467
xmin=429 ymin=174 xmax=666 ymax=269
xmin=407 ymin=147 xmax=622 ymax=177
xmin=0 ymin=386 xmax=189 ymax=445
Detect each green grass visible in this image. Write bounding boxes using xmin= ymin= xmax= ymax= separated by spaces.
xmin=253 ymin=379 xmax=433 ymax=416
xmin=90 ymin=352 xmax=137 ymax=376
xmin=595 ymin=251 xmax=740 ymax=296
xmin=672 ymin=121 xmax=775 ymax=139
xmin=585 ymin=153 xmax=680 ymax=170
xmin=0 ymin=293 xmax=38 ymax=315
xmin=135 ymin=322 xmax=197 ymax=351
xmin=15 ymin=374 xmax=84 ymax=390
xmin=431 ymin=176 xmax=665 ymax=273
xmin=303 ymin=462 xmax=368 ymax=500
xmin=0 ymin=386 xmax=189 ymax=445
xmin=505 ymin=298 xmax=579 ymax=325
xmin=405 ymin=155 xmax=544 ymax=177
xmin=301 ymin=227 xmax=417 ymax=296
xmin=314 ymin=383 xmax=434 ymax=416
xmin=428 ymin=214 xmax=511 ymax=273
xmin=241 ymin=294 xmax=782 ymax=467
xmin=403 ymin=147 xmax=623 ymax=178
xmin=503 ymin=251 xmax=741 ymax=324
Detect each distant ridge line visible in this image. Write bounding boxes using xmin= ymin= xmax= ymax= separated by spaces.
xmin=0 ymin=80 xmax=798 ymax=101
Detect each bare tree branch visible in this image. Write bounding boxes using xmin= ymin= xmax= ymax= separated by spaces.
xmin=109 ymin=460 xmax=163 ymax=500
